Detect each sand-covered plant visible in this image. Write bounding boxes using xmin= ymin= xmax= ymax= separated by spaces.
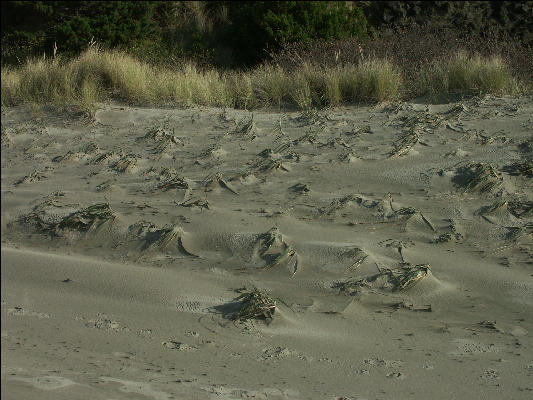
xmin=232 ymin=288 xmax=277 ymax=322
xmin=334 ymin=264 xmax=431 ymax=294
xmin=504 ymin=160 xmax=533 ymax=178
xmin=52 ymin=203 xmax=115 ymax=234
xmin=456 ymin=162 xmax=503 ymax=193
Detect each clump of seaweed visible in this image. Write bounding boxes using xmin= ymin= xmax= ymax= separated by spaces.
xmin=456 ymin=162 xmax=503 ymax=193
xmin=231 ymin=287 xmax=276 ymax=322
xmin=52 ymin=203 xmax=115 ymax=234
xmin=503 ymin=160 xmax=533 ymax=178
xmin=334 ymin=264 xmax=431 ymax=294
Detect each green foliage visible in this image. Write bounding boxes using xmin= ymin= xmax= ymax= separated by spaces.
xmin=1 ymin=1 xmax=166 ymax=64
xmin=227 ymin=1 xmax=367 ymax=66
xmin=358 ymin=1 xmax=533 ymax=44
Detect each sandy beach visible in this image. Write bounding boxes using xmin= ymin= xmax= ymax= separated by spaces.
xmin=1 ymin=95 xmax=532 ymax=399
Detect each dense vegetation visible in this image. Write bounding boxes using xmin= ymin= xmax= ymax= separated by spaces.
xmin=3 ymin=1 xmax=531 ymax=68
xmin=1 ymin=1 xmax=532 ymax=112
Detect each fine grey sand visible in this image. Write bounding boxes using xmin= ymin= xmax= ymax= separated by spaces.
xmin=1 ymin=95 xmax=532 ymax=399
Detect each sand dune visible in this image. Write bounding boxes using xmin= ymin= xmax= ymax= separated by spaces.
xmin=2 ymin=95 xmax=532 ymax=399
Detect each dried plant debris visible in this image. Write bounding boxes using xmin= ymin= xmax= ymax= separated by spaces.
xmin=478 ymin=320 xmax=504 ymax=333
xmin=219 ymin=108 xmax=235 ymax=124
xmin=320 ymin=195 xmax=359 ymax=217
xmin=258 ymin=148 xmax=273 ymax=158
xmin=235 ymin=114 xmax=256 ymax=138
xmin=82 ymin=142 xmax=99 ymax=154
xmin=476 ymin=199 xmax=531 ymax=222
xmin=260 ymin=159 xmax=290 ymax=173
xmin=91 ymin=151 xmax=118 ymax=165
xmin=257 ymin=227 xmax=299 ymax=275
xmin=274 ymin=141 xmax=292 ymax=154
xmin=389 ymin=129 xmax=420 ymax=158
xmin=518 ymin=139 xmax=533 ymax=154
xmin=294 ymin=131 xmax=318 ymax=145
xmin=456 ymin=162 xmax=503 ymax=193
xmin=478 ymin=200 xmax=510 ymax=216
xmin=334 ymin=264 xmax=431 ymax=294
xmin=289 ymin=183 xmax=310 ymax=194
xmin=142 ymin=224 xmax=198 ymax=256
xmin=113 ymin=154 xmax=137 ymax=173
xmin=508 ymin=200 xmax=533 ymax=218
xmin=138 ymin=127 xmax=179 ymax=143
xmin=390 ymin=301 xmax=432 ymax=312
xmin=503 ymin=160 xmax=533 ymax=178
xmin=15 ymin=169 xmax=48 ymax=186
xmin=342 ymin=247 xmax=368 ymax=270
xmin=293 ymin=109 xmax=331 ymax=126
xmin=52 ymin=203 xmax=115 ymax=234
xmin=442 ymin=103 xmax=469 ymax=119
xmin=203 ymin=173 xmax=238 ymax=194
xmin=95 ymin=180 xmax=115 ymax=192
xmin=179 ymin=197 xmax=210 ymax=210
xmin=52 ymin=150 xmax=77 ymax=163
xmin=231 ymin=288 xmax=276 ymax=322
xmin=506 ymin=223 xmax=533 ymax=241
xmin=157 ymin=169 xmax=190 ymax=191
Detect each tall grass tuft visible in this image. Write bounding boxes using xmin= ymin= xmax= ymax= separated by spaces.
xmin=0 ymin=46 xmax=526 ymax=113
xmin=420 ymin=51 xmax=519 ymax=100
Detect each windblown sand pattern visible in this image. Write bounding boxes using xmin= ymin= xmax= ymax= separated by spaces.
xmin=2 ymin=96 xmax=533 ymax=399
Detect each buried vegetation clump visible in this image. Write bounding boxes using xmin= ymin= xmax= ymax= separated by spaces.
xmin=456 ymin=162 xmax=504 ymax=193
xmin=53 ymin=203 xmax=115 ymax=234
xmin=232 ymin=288 xmax=277 ymax=322
xmin=503 ymin=160 xmax=533 ymax=178
xmin=334 ymin=264 xmax=431 ymax=295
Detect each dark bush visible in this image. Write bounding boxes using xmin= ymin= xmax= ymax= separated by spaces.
xmin=1 ymin=1 xmax=167 ymax=64
xmin=226 ymin=1 xmax=367 ymax=66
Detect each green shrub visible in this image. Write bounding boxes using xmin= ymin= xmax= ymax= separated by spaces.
xmin=227 ymin=1 xmax=367 ymax=66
